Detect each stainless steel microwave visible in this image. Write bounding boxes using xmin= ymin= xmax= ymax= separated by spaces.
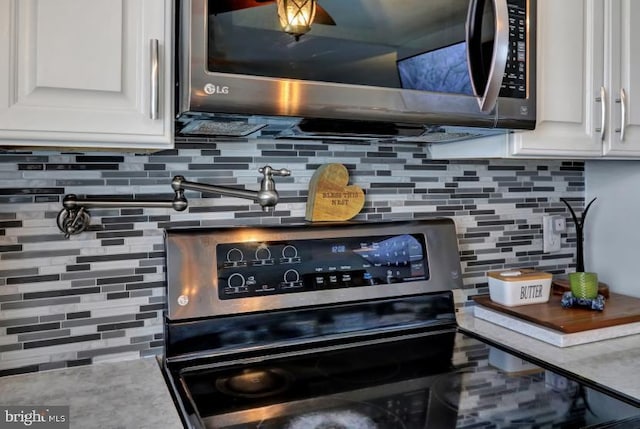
xmin=176 ymin=0 xmax=536 ymax=141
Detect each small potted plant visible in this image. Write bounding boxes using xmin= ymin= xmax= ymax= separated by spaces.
xmin=561 ymin=197 xmax=598 ymax=300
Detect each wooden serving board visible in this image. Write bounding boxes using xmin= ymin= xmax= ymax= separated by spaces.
xmin=473 ymin=292 xmax=640 ymax=333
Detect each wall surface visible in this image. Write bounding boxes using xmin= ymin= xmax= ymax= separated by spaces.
xmin=585 ymin=160 xmax=640 ymax=298
xmin=0 ymin=137 xmax=584 ymax=375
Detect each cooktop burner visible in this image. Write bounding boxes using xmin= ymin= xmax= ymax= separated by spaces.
xmin=284 ymin=402 xmax=405 ymax=429
xmin=215 ymin=368 xmax=294 ymax=398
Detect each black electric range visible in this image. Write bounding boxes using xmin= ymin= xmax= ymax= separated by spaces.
xmin=160 ymin=219 xmax=640 ymax=429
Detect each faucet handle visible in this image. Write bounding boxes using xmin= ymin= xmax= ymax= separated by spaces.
xmin=259 ymin=165 xmax=291 ymax=179
xmin=256 ymin=166 xmax=291 ymax=211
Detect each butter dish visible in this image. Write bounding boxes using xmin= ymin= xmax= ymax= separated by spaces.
xmin=487 ymin=269 xmax=553 ymax=307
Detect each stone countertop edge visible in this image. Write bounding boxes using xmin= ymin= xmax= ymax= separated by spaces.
xmin=0 ymin=357 xmax=183 ymax=429
xmin=457 ymin=311 xmax=640 ymax=406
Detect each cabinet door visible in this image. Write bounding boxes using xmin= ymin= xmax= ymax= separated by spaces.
xmin=0 ymin=0 xmax=173 ymax=150
xmin=603 ymin=0 xmax=640 ymax=156
xmin=510 ymin=0 xmax=605 ymax=157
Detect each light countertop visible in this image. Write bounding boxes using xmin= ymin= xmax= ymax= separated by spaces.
xmin=458 ymin=311 xmax=640 ymax=405
xmin=0 ymin=357 xmax=183 ymax=429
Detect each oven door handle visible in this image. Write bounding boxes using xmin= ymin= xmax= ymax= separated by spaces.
xmin=466 ymin=0 xmax=509 ymax=113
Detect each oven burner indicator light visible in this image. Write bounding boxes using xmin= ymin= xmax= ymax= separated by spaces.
xmin=177 ymin=295 xmax=189 ymax=306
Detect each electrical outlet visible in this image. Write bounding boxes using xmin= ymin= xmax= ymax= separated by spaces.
xmin=543 ymin=215 xmax=564 ymax=253
xmin=553 ymin=216 xmax=566 ymax=233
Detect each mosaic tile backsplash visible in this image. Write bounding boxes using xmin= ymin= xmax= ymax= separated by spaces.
xmin=0 ymin=137 xmax=584 ymax=375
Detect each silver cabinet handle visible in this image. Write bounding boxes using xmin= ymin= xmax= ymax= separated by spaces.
xmin=465 ymin=0 xmax=509 ymax=113
xmin=150 ymin=39 xmax=159 ymax=120
xmin=620 ymin=87 xmax=627 ymax=142
xmin=597 ymin=86 xmax=607 ymax=142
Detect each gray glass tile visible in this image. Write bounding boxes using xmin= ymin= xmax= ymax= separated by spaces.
xmin=1 ymin=296 xmax=80 ymax=310
xmin=18 ymin=329 xmax=71 ymax=342
xmin=77 ymin=343 xmax=148 ymax=359
xmin=39 ymin=314 xmax=66 ymax=323
xmin=0 ymin=317 xmax=39 ymax=327
xmin=101 ymin=330 xmax=126 ymax=339
xmin=62 ymin=314 xmax=135 ymax=328
xmin=0 ymin=293 xmax=21 ymax=303
xmin=1 ymin=249 xmax=80 ymax=260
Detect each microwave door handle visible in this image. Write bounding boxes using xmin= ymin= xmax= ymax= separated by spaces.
xmin=466 ymin=0 xmax=484 ymax=97
xmin=466 ymin=0 xmax=509 ymax=113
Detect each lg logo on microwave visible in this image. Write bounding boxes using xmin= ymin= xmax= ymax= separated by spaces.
xmin=204 ymin=83 xmax=229 ymax=95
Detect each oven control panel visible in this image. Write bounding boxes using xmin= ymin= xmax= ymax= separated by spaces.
xmin=216 ymin=234 xmax=429 ymax=299
xmin=165 ymin=219 xmax=462 ymax=319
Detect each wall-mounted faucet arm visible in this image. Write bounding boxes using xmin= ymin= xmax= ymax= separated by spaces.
xmin=57 ymin=189 xmax=187 ymax=238
xmin=172 ymin=176 xmax=258 ymax=201
xmin=172 ymin=165 xmax=291 ymax=212
xmin=56 ymin=165 xmax=290 ymax=238
xmin=62 ymin=195 xmax=188 ymax=211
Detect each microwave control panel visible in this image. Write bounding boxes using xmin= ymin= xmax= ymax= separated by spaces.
xmin=500 ymin=0 xmax=527 ymax=98
xmin=216 ymin=234 xmax=429 ymax=299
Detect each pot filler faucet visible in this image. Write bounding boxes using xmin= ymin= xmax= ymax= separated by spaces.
xmin=56 ymin=166 xmax=291 ymax=238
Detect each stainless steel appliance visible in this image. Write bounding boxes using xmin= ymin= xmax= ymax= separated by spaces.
xmin=161 ymin=219 xmax=640 ymax=428
xmin=176 ymin=0 xmax=536 ymax=142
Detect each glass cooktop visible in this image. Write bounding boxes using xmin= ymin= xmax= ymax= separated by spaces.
xmin=176 ymin=332 xmax=640 ymax=429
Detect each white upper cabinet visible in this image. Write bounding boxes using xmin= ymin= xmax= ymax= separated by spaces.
xmin=513 ymin=0 xmax=640 ymax=158
xmin=0 ymin=0 xmax=173 ymax=150
xmin=603 ymin=0 xmax=640 ymax=156
xmin=510 ymin=0 xmax=605 ymax=157
xmin=432 ymin=0 xmax=640 ymax=159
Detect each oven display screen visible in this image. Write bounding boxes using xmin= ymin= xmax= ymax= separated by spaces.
xmin=216 ymin=234 xmax=429 ymax=299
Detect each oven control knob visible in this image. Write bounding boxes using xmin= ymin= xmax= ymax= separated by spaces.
xmin=280 ymin=245 xmax=301 ymax=264
xmin=282 ymin=245 xmax=298 ymax=259
xmin=284 ymin=269 xmax=299 ymax=283
xmin=228 ymin=273 xmax=246 ymax=288
xmin=281 ymin=269 xmax=303 ymax=289
xmin=255 ymin=245 xmax=271 ymax=261
xmin=226 ymin=248 xmax=244 ymax=263
xmin=224 ymin=273 xmax=250 ymax=294
xmin=177 ymin=295 xmax=189 ymax=306
xmin=252 ymin=244 xmax=274 ymax=267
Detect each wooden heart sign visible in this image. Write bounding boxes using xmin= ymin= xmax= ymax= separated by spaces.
xmin=305 ymin=163 xmax=365 ymax=221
